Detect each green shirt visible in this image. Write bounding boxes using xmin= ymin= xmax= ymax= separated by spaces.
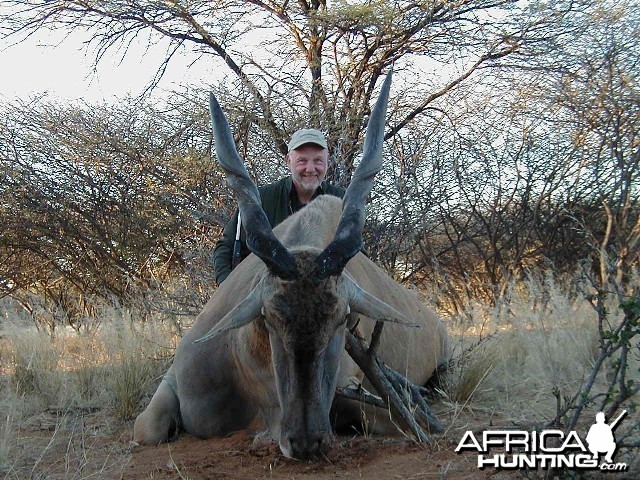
xmin=213 ymin=176 xmax=345 ymax=284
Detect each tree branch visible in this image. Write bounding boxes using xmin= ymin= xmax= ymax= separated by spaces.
xmin=344 ymin=328 xmax=443 ymax=442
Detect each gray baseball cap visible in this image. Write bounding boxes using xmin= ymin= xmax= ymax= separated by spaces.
xmin=287 ymin=128 xmax=328 ymax=152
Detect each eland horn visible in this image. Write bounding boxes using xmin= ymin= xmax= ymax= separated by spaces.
xmin=315 ymin=69 xmax=393 ymax=278
xmin=209 ymin=93 xmax=298 ymax=280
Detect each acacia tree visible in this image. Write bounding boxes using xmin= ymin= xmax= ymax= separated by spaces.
xmin=0 ymin=94 xmax=220 ymax=329
xmin=355 ymin=1 xmax=640 ymax=307
xmin=510 ymin=0 xmax=640 ymax=290
xmin=3 ymin=0 xmax=637 ymax=319
xmin=1 ymin=0 xmax=555 ymax=183
xmin=557 ymin=22 xmax=640 ymax=288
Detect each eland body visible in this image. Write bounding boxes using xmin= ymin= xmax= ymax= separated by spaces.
xmin=133 ymin=72 xmax=449 ymax=459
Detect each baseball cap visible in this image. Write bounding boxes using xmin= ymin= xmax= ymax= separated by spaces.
xmin=287 ymin=128 xmax=328 ymax=152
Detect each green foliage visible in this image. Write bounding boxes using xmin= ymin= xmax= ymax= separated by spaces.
xmin=320 ymin=0 xmax=396 ymax=30
xmin=620 ymin=296 xmax=640 ymax=323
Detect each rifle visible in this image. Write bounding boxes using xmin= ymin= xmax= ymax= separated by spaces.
xmin=231 ymin=212 xmax=242 ymax=270
xmin=609 ymin=410 xmax=627 ymax=430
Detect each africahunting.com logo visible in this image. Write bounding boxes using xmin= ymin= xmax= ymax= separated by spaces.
xmin=456 ymin=411 xmax=629 ymax=472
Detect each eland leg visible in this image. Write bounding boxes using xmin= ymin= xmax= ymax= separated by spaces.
xmin=133 ymin=370 xmax=181 ymax=445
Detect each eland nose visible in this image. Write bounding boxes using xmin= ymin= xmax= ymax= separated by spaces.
xmin=284 ymin=432 xmax=331 ymax=459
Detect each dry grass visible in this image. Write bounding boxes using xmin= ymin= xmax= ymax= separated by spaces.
xmin=441 ymin=274 xmax=603 ymax=418
xmin=0 ymin=300 xmax=177 ymax=478
xmin=0 ymin=273 xmax=637 ymax=478
xmin=438 ymin=272 xmax=638 ymax=441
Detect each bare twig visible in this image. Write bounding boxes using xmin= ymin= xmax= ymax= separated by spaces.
xmin=336 ymin=386 xmax=386 ymax=409
xmin=344 ymin=328 xmax=444 ymax=443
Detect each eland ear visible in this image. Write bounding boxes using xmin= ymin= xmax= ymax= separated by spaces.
xmin=193 ymin=281 xmax=265 ymax=344
xmin=342 ymin=275 xmax=421 ymax=328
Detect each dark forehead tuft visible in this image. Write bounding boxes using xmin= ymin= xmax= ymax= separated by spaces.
xmin=267 ymin=251 xmax=344 ymax=348
xmin=292 ymin=251 xmax=332 ymax=285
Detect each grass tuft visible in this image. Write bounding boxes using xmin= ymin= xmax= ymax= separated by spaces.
xmin=9 ymin=331 xmax=64 ymax=406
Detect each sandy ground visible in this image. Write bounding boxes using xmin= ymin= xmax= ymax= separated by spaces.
xmin=8 ymin=400 xmax=637 ymax=479
xmin=121 ymin=432 xmax=507 ymax=480
xmin=14 ymin=407 xmax=524 ymax=480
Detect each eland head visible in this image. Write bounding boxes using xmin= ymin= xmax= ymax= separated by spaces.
xmin=196 ymin=70 xmax=416 ymax=459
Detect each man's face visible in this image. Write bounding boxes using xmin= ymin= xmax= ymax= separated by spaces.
xmin=286 ymin=144 xmax=329 ymax=197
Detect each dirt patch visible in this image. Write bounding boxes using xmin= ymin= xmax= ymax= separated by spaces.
xmin=118 ymin=431 xmax=517 ymax=480
xmin=9 ymin=407 xmax=523 ymax=479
